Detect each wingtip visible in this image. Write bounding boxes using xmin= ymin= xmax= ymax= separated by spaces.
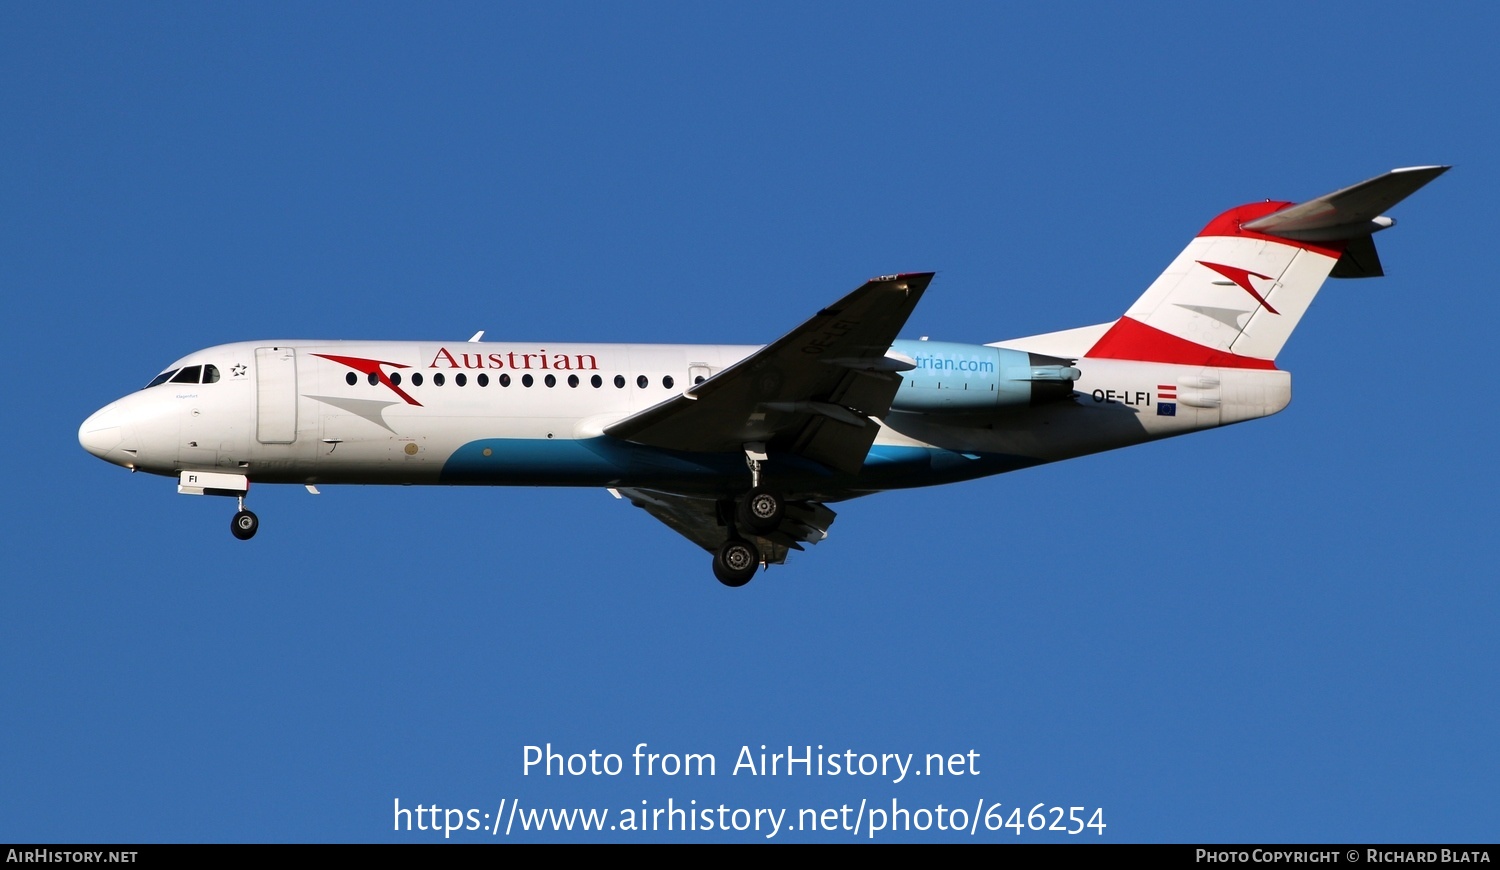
xmin=1391 ymin=164 xmax=1451 ymax=176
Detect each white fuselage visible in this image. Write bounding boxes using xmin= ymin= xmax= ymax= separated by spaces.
xmin=79 ymin=338 xmax=1290 ymax=501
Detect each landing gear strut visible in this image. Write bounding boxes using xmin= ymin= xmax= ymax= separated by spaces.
xmin=737 ymin=444 xmax=784 ymax=534
xmin=230 ymin=495 xmax=258 ymax=540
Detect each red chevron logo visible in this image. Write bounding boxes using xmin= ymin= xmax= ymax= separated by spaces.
xmin=1197 ymin=261 xmax=1280 ymax=315
xmin=313 ymin=354 xmax=422 ymax=406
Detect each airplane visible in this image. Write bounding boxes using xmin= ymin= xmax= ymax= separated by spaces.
xmin=79 ymin=166 xmax=1447 ymax=586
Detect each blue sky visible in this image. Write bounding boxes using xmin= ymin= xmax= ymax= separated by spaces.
xmin=2 ymin=4 xmax=1495 ymax=843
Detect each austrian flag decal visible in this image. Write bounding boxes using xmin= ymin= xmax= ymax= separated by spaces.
xmin=1157 ymin=384 xmax=1177 ymax=417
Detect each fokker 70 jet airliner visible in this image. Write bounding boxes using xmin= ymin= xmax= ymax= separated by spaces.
xmin=80 ymin=166 xmax=1446 ymax=586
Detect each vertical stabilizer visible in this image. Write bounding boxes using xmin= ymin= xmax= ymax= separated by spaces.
xmin=1086 ymin=166 xmax=1448 ymax=368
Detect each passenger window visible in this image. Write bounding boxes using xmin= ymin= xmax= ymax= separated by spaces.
xmin=478 ymin=373 xmax=489 ymax=387
xmin=544 ymin=374 xmax=556 ymax=388
xmin=522 ymin=374 xmax=534 ymax=388
xmin=434 ymin=373 xmax=445 ymax=386
xmin=346 ymin=372 xmax=358 ymax=386
xmin=614 ymin=375 xmax=626 ymax=389
xmin=412 ymin=372 xmax=424 ymax=386
xmin=456 ymin=373 xmax=467 ymax=387
xmin=568 ymin=374 xmax=579 ymax=388
xmin=368 ymin=373 xmax=379 ymax=386
xmin=663 ymin=375 xmax=674 ymax=389
xmin=171 ymin=366 xmax=203 ymax=384
xmin=202 ymin=365 xmax=220 ymax=383
xmin=391 ymin=372 xmax=402 ymax=386
xmin=500 ymin=373 xmax=511 ymax=387
xmin=591 ymin=375 xmax=602 ymax=388
xmin=636 ymin=375 xmax=648 ymax=389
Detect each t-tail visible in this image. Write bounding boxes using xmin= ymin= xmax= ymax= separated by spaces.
xmin=1086 ymin=166 xmax=1449 ymax=368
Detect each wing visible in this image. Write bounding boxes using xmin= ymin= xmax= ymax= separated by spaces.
xmin=604 ymin=272 xmax=933 ymax=474
xmin=614 ymin=487 xmax=837 ymax=566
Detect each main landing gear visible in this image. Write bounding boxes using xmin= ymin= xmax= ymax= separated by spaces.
xmin=711 ymin=444 xmax=787 ymax=588
xmin=713 ymin=538 xmax=759 ymax=587
xmin=230 ymin=495 xmax=258 ymax=541
xmin=740 ymin=486 xmax=784 ymax=532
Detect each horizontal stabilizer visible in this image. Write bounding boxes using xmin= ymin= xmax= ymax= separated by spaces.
xmin=1243 ymin=165 xmax=1449 ymax=241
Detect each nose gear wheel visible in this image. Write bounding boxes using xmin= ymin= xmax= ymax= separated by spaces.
xmin=231 ymin=509 xmax=259 ymax=540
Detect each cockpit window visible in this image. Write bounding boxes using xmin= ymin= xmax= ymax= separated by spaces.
xmin=171 ymin=365 xmax=203 ymax=384
xmin=146 ymin=364 xmax=219 ymax=388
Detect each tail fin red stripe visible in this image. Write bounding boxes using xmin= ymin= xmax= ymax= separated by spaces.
xmin=1087 ymin=317 xmax=1277 ymax=369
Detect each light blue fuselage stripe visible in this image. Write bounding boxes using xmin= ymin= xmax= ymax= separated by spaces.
xmin=439 ymin=437 xmax=1039 ymax=496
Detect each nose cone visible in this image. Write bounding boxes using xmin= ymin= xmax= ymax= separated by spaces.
xmin=79 ymin=403 xmax=131 ymax=465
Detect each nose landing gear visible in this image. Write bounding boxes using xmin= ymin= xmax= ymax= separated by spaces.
xmin=230 ymin=495 xmax=258 ymax=540
xmin=177 ymin=472 xmax=259 ymax=541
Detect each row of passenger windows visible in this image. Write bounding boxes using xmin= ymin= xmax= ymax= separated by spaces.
xmin=347 ymin=371 xmax=699 ymax=390
xmin=143 ymin=363 xmax=707 ymax=391
xmin=146 ymin=364 xmax=221 ymax=388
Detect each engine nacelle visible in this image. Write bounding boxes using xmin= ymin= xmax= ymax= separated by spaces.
xmin=888 ymin=340 xmax=1078 ymax=413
